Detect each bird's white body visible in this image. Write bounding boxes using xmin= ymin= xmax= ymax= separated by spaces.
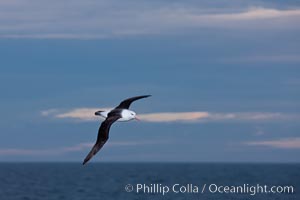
xmin=98 ymin=109 xmax=136 ymax=122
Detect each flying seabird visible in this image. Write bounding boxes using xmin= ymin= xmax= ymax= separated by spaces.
xmin=82 ymin=95 xmax=151 ymax=165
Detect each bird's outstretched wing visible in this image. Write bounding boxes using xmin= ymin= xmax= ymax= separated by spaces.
xmin=82 ymin=115 xmax=120 ymax=165
xmin=115 ymin=95 xmax=151 ymax=109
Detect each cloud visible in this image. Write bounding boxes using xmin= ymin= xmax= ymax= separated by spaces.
xmin=139 ymin=112 xmax=209 ymax=122
xmin=52 ymin=108 xmax=111 ymax=121
xmin=207 ymin=112 xmax=287 ymax=121
xmin=140 ymin=112 xmax=293 ymax=122
xmin=41 ymin=108 xmax=298 ymax=123
xmin=201 ymin=7 xmax=300 ymax=21
xmin=246 ymin=137 xmax=300 ymax=149
xmin=0 ymin=0 xmax=299 ymax=39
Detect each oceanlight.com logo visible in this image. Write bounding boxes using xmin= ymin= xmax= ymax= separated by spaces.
xmin=124 ymin=183 xmax=294 ymax=196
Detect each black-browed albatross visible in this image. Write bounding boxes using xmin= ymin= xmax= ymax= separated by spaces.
xmin=82 ymin=95 xmax=151 ymax=165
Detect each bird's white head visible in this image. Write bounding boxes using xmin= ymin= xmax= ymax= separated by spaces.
xmin=121 ymin=109 xmax=138 ymax=121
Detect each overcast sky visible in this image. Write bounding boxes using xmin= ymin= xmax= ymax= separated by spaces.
xmin=0 ymin=0 xmax=299 ymax=162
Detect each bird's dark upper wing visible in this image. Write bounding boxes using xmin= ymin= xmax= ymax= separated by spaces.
xmin=115 ymin=95 xmax=151 ymax=109
xmin=82 ymin=115 xmax=120 ymax=165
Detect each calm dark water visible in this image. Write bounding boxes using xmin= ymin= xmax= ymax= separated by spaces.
xmin=0 ymin=163 xmax=298 ymax=200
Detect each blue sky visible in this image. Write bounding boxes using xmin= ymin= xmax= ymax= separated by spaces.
xmin=0 ymin=0 xmax=299 ymax=162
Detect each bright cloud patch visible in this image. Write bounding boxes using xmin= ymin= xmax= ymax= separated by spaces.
xmin=139 ymin=112 xmax=209 ymax=122
xmin=54 ymin=108 xmax=111 ymax=121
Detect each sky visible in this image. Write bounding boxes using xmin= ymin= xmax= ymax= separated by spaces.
xmin=0 ymin=0 xmax=299 ymax=162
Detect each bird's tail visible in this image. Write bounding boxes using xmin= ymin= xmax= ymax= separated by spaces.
xmin=82 ymin=143 xmax=102 ymax=165
xmin=95 ymin=111 xmax=104 ymax=116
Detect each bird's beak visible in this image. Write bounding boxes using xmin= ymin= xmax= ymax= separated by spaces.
xmin=135 ymin=116 xmax=140 ymax=121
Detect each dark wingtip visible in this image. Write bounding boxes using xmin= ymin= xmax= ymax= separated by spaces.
xmin=82 ymin=160 xmax=88 ymax=165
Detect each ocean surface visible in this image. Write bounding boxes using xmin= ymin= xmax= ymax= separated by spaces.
xmin=0 ymin=163 xmax=299 ymax=200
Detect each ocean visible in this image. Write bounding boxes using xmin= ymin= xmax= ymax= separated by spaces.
xmin=0 ymin=163 xmax=298 ymax=200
